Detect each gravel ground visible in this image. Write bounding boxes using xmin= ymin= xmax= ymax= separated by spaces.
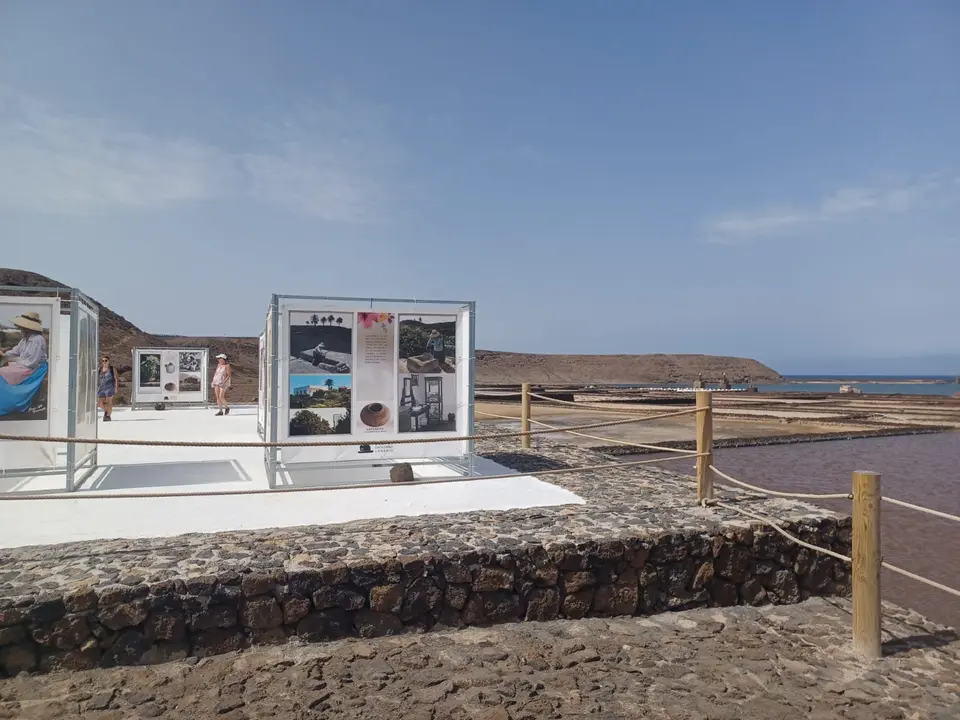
xmin=2 ymin=598 xmax=957 ymax=720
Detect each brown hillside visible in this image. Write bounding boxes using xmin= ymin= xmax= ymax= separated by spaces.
xmin=0 ymin=269 xmax=259 ymax=404
xmin=475 ymin=350 xmax=782 ymax=385
xmin=1 ymin=269 xmax=782 ymax=402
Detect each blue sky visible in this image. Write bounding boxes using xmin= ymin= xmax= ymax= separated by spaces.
xmin=2 ymin=2 xmax=959 ymax=373
xmin=290 ymin=375 xmax=350 ymax=393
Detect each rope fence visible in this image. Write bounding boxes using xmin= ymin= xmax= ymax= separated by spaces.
xmin=514 ymin=385 xmax=960 ymax=658
xmin=2 ymin=383 xmax=958 ymax=657
xmin=476 ymin=409 xmax=698 ymax=456
xmin=881 ymin=496 xmax=960 ymax=524
xmin=0 ymin=406 xmax=701 ymax=449
xmin=709 ymin=464 xmax=853 ymax=501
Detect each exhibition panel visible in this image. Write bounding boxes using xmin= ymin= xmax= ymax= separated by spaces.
xmin=131 ymin=347 xmax=209 ymax=409
xmin=0 ymin=285 xmax=99 ymax=489
xmin=261 ymin=295 xmax=475 ymax=487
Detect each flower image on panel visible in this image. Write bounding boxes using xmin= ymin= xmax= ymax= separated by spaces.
xmin=138 ymin=352 xmax=161 ymax=388
xmin=0 ymin=302 xmax=53 ymax=421
xmin=289 ymin=374 xmax=351 ymax=436
xmin=288 ymin=311 xmax=353 ymax=375
xmin=398 ymin=315 xmax=457 ymax=374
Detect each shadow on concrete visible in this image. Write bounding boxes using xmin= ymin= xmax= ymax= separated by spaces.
xmin=89 ymin=459 xmax=254 ymax=491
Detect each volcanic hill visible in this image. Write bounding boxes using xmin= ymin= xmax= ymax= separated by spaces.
xmin=0 ymin=269 xmax=782 ymax=403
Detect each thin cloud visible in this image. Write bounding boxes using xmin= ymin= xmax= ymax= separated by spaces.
xmin=0 ymin=89 xmax=392 ymax=223
xmin=703 ymin=174 xmax=955 ymax=245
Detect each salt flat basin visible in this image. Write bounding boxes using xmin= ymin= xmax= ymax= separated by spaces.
xmin=0 ymin=406 xmax=583 ymax=549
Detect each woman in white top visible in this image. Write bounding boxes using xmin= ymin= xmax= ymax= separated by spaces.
xmin=0 ymin=311 xmax=48 ymax=385
xmin=212 ymin=353 xmax=232 ymax=416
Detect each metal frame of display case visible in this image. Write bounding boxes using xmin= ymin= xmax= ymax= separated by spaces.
xmin=130 ymin=347 xmax=210 ymax=410
xmin=0 ymin=284 xmax=99 ymax=491
xmin=261 ymin=294 xmax=477 ymax=489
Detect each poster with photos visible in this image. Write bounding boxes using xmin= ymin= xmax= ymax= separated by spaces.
xmin=397 ymin=314 xmax=458 ymax=433
xmin=134 ymin=348 xmax=207 ymax=405
xmin=278 ymin=301 xmax=470 ymax=465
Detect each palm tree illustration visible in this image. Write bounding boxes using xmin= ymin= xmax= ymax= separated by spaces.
xmin=324 ymin=378 xmax=335 ymax=391
xmin=336 ymin=317 xmax=343 ymax=327
xmin=310 ymin=314 xmax=320 ymax=326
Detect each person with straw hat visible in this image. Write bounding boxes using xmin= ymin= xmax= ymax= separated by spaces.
xmin=0 ymin=311 xmax=48 ymax=386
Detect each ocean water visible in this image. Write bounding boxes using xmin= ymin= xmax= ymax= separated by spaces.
xmin=614 ymin=375 xmax=960 ymax=396
xmin=760 ymin=375 xmax=960 ymax=396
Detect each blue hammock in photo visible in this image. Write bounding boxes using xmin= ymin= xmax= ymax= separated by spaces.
xmin=0 ymin=362 xmax=48 ymax=416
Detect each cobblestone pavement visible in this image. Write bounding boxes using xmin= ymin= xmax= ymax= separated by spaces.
xmin=1 ymin=599 xmax=957 ymax=720
xmin=0 ymin=438 xmax=839 ymax=598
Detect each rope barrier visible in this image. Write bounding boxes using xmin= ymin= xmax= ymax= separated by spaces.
xmin=476 ymin=409 xmax=698 ymax=456
xmin=705 ymin=499 xmax=853 ymax=563
xmin=880 ymin=561 xmax=960 ymax=599
xmin=881 ymin=497 xmax=960 ymax=524
xmin=0 ymin=407 xmax=700 ymax=449
xmin=709 ymin=465 xmax=853 ymax=500
xmin=0 ymin=453 xmax=709 ymax=502
xmin=527 ymin=392 xmax=701 ymax=416
xmin=707 ymin=499 xmax=960 ymax=600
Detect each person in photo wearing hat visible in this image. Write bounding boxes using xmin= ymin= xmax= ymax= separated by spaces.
xmin=0 ymin=311 xmax=48 ymax=385
xmin=212 ymin=353 xmax=232 ymax=416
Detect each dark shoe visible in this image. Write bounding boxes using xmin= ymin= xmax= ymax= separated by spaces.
xmin=224 ymin=407 xmax=230 ymax=415
xmin=215 ymin=410 xmax=224 ymax=416
xmin=103 ymin=414 xmax=111 ymax=422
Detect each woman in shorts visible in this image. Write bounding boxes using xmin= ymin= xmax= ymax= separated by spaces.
xmin=97 ymin=355 xmax=119 ymax=421
xmin=212 ymin=353 xmax=232 ymax=415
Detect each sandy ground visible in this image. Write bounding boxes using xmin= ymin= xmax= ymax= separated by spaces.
xmin=475 ymin=394 xmax=960 ymax=450
xmin=474 ymin=402 xmax=869 ymax=449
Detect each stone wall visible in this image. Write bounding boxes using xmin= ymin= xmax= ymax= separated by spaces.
xmin=0 ymin=518 xmax=851 ymax=676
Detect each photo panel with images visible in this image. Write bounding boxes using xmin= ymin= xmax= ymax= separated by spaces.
xmin=288 ymin=311 xmax=353 ymax=376
xmin=0 ymin=300 xmax=55 ymax=423
xmin=398 ymin=314 xmax=458 ymax=375
xmin=353 ymin=312 xmax=396 ymax=436
xmin=288 ymin=373 xmax=352 ymax=436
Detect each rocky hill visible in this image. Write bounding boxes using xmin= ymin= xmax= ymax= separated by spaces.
xmin=476 ymin=350 xmax=782 ymax=386
xmin=1 ymin=269 xmax=782 ymax=402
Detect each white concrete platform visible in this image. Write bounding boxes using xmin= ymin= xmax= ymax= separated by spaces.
xmin=0 ymin=406 xmax=584 ymax=549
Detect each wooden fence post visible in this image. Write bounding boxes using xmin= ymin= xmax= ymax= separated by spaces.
xmin=521 ymin=383 xmax=532 ymax=449
xmin=695 ymin=390 xmax=714 ymax=502
xmin=852 ymin=470 xmax=882 ymax=659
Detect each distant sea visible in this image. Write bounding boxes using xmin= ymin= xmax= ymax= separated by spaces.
xmin=614 ymin=375 xmax=960 ymax=396
xmin=761 ymin=375 xmax=960 ymax=396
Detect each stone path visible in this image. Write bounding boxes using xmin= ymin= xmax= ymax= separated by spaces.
xmin=1 ymin=598 xmax=957 ymax=720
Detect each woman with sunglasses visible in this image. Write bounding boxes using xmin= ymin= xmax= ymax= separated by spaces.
xmin=97 ymin=355 xmax=119 ymax=421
